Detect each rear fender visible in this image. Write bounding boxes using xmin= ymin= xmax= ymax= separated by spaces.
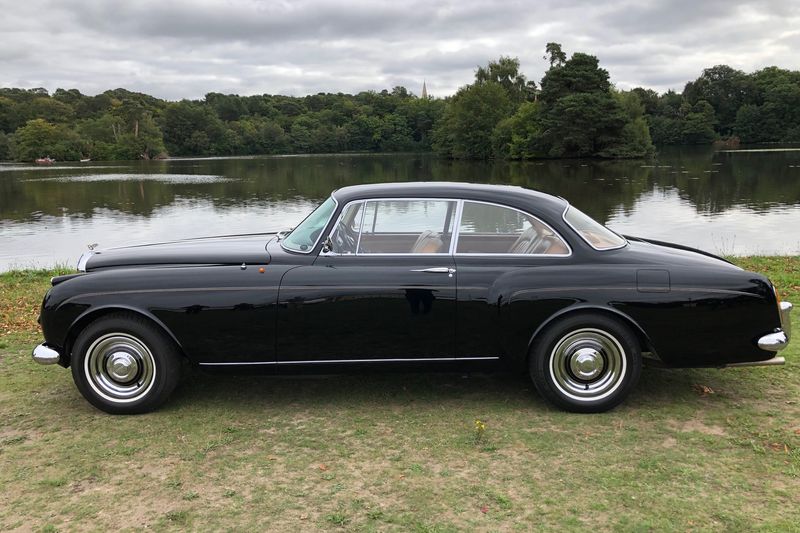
xmin=524 ymin=304 xmax=656 ymax=366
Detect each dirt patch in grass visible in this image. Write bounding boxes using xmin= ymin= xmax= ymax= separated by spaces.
xmin=671 ymin=419 xmax=728 ymax=436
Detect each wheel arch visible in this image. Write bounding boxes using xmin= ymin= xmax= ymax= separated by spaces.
xmin=525 ymin=305 xmax=655 ymax=367
xmin=64 ymin=305 xmax=186 ymax=367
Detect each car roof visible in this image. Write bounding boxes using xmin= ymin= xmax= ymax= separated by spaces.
xmin=331 ymin=182 xmax=568 ymax=211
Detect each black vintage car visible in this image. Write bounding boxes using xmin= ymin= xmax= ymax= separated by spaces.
xmin=33 ymin=182 xmax=792 ymax=414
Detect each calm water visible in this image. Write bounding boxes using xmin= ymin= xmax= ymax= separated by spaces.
xmin=1 ymin=147 xmax=799 ymax=271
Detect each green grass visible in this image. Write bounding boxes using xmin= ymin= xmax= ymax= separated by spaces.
xmin=1 ymin=259 xmax=799 ymax=531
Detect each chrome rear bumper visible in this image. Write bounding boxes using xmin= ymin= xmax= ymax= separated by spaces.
xmin=758 ymin=331 xmax=789 ymax=351
xmin=757 ymin=301 xmax=792 ymax=352
xmin=780 ymin=301 xmax=792 ymax=341
xmin=32 ymin=344 xmax=61 ymax=365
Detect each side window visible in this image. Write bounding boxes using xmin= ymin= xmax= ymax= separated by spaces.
xmin=329 ymin=201 xmax=364 ymax=254
xmin=456 ymin=201 xmax=569 ymax=255
xmin=358 ymin=200 xmax=456 ymax=254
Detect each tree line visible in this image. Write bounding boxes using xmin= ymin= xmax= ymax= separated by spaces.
xmin=1 ymin=43 xmax=798 ymax=162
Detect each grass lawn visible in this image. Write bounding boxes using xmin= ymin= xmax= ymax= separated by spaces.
xmin=1 ymin=258 xmax=799 ymax=532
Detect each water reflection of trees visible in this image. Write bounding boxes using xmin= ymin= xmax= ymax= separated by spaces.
xmin=1 ymin=147 xmax=799 ymax=224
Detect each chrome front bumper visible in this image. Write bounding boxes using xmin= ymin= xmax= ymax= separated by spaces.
xmin=32 ymin=343 xmax=61 ymax=365
xmin=757 ymin=301 xmax=792 ymax=352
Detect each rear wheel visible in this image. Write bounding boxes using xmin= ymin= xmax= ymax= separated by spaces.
xmin=71 ymin=313 xmax=181 ymax=414
xmin=530 ymin=314 xmax=642 ymax=413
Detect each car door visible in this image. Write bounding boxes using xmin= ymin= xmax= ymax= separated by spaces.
xmin=452 ymin=200 xmax=572 ymax=359
xmin=276 ymin=198 xmax=458 ymax=363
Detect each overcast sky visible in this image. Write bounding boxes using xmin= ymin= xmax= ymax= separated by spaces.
xmin=1 ymin=0 xmax=798 ymax=101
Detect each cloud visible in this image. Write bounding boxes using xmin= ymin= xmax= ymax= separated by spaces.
xmin=1 ymin=0 xmax=798 ymax=100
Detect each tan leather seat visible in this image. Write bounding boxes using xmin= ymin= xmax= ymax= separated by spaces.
xmin=411 ymin=230 xmax=443 ymax=253
xmin=545 ymin=239 xmax=569 ymax=255
xmin=508 ymin=227 xmax=539 ymax=254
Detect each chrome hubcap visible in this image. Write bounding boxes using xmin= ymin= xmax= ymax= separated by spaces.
xmin=569 ymin=348 xmax=604 ymax=380
xmin=549 ymin=328 xmax=627 ymax=402
xmin=84 ymin=333 xmax=156 ymax=403
xmin=106 ymin=352 xmax=139 ymax=383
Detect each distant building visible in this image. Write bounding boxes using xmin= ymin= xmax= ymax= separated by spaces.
xmin=421 ymin=80 xmax=428 ymax=99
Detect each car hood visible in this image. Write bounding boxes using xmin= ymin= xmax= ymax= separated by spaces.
xmin=620 ymin=236 xmax=740 ymax=270
xmin=80 ymin=233 xmax=276 ymax=271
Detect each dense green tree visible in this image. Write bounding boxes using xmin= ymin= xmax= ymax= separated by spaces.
xmin=535 ymin=52 xmax=651 ymax=158
xmin=544 ymin=42 xmax=567 ymax=68
xmin=288 ymin=115 xmax=319 ymax=152
xmin=475 ymin=56 xmax=534 ymax=105
xmin=11 ymin=119 xmax=82 ymax=161
xmin=600 ymin=91 xmax=654 ymax=157
xmin=433 ymin=82 xmax=512 ymax=159
xmin=0 ymin=96 xmax=23 ymax=133
xmin=683 ymin=65 xmax=755 ymax=135
xmin=162 ymin=101 xmax=228 ymax=156
xmin=109 ymin=112 xmax=165 ymax=159
xmin=0 ymin=132 xmax=10 ymax=159
xmin=539 ymin=53 xmax=612 ymax=105
xmin=733 ymin=67 xmax=800 ymax=142
xmin=630 ymin=87 xmax=661 ymax=115
xmin=681 ymin=101 xmax=717 ymax=144
xmin=205 ymin=92 xmax=249 ymax=122
xmin=491 ymin=101 xmax=544 ymax=159
xmin=375 ymin=113 xmax=415 ymax=151
xmin=2 ymin=49 xmax=799 ymax=161
xmin=542 ymin=92 xmax=627 ymax=157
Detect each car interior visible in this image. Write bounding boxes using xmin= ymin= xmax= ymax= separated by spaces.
xmin=329 ymin=199 xmax=569 ymax=255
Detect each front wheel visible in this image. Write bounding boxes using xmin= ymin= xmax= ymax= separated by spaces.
xmin=71 ymin=313 xmax=181 ymax=414
xmin=529 ymin=314 xmax=642 ymax=413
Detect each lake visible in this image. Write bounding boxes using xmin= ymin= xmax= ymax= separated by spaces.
xmin=1 ymin=146 xmax=799 ymax=271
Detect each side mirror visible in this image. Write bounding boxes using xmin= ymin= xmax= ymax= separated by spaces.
xmin=321 ymin=237 xmax=333 ymax=254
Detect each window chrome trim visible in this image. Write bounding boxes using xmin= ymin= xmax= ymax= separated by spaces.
xmin=562 ymin=204 xmax=627 ymax=251
xmin=454 ymin=199 xmax=572 ymax=257
xmin=354 ymin=200 xmax=367 ymax=253
xmin=280 ymin=196 xmax=339 ymax=254
xmin=322 ymin=197 xmax=573 ymax=258
xmin=323 ymin=199 xmax=365 ymax=256
xmin=325 ymin=197 xmax=461 ymax=257
xmin=448 ymin=200 xmax=465 ymax=255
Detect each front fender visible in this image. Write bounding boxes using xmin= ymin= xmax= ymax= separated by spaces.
xmin=62 ymin=304 xmax=185 ymax=365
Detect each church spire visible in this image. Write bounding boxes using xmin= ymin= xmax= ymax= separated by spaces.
xmin=421 ymin=80 xmax=428 ymax=99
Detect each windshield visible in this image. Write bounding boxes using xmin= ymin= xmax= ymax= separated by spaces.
xmin=281 ymin=197 xmax=337 ymax=252
xmin=563 ymin=206 xmax=626 ymax=250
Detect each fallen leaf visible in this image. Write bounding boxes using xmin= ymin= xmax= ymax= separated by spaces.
xmin=692 ymin=384 xmax=714 ymax=396
xmin=318 ymin=464 xmax=328 ymax=471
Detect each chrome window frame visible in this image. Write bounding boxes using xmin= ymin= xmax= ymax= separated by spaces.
xmin=325 ymin=200 xmax=366 ymax=256
xmin=321 ymin=197 xmax=572 ymax=258
xmin=280 ymin=196 xmax=339 ymax=255
xmin=349 ymin=197 xmax=459 ymax=256
xmin=561 ymin=204 xmax=627 ymax=252
xmin=453 ymin=200 xmax=572 ymax=258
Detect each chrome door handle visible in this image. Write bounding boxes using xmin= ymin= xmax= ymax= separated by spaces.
xmin=411 ymin=267 xmax=456 ymax=277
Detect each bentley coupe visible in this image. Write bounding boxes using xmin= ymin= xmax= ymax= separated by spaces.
xmin=33 ymin=182 xmax=792 ymax=413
